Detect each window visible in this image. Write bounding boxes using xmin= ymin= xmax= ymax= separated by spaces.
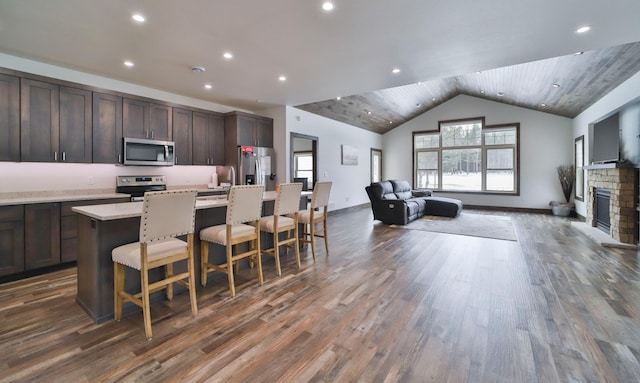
xmin=413 ymin=118 xmax=519 ymax=194
xmin=575 ymin=136 xmax=584 ymax=201
xmin=294 ymin=151 xmax=314 ymax=186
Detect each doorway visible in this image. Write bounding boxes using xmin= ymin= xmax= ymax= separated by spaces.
xmin=371 ymin=148 xmax=382 ymax=183
xmin=290 ymin=132 xmax=318 ymax=190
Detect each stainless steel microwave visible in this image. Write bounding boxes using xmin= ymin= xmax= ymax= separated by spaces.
xmin=123 ymin=137 xmax=175 ymax=166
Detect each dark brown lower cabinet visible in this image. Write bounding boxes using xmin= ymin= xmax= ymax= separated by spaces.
xmin=25 ymin=203 xmax=61 ymax=270
xmin=0 ymin=206 xmax=24 ymax=277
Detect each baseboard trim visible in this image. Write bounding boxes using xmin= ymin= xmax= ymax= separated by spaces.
xmin=463 ymin=205 xmax=553 ymax=215
xmin=328 ymin=202 xmax=370 ymax=217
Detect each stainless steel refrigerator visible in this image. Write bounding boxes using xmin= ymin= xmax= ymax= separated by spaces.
xmin=234 ymin=146 xmax=276 ymax=191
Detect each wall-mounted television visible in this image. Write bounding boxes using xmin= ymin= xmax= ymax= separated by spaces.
xmin=592 ymin=113 xmax=620 ymax=164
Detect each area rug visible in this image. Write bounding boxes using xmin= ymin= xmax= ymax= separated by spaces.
xmin=391 ymin=212 xmax=518 ymax=241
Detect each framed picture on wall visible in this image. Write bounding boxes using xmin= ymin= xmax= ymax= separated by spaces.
xmin=341 ymin=144 xmax=358 ymax=165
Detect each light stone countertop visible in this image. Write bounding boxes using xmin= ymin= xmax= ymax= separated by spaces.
xmin=72 ymin=190 xmax=312 ymax=221
xmin=0 ymin=190 xmax=130 ymax=206
xmin=72 ymin=191 xmax=280 ymax=221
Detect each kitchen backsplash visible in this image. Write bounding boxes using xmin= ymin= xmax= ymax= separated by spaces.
xmin=0 ymin=162 xmax=219 ymax=193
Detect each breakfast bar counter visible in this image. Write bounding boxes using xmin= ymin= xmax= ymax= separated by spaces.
xmin=72 ymin=191 xmax=308 ymax=323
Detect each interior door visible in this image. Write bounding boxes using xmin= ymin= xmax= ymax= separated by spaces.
xmin=371 ymin=148 xmax=382 ymax=183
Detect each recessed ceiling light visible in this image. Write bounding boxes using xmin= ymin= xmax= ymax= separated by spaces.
xmin=497 ymin=92 xmax=504 ymax=97
xmin=432 ymin=98 xmax=436 ymax=101
xmin=574 ymin=51 xmax=584 ymax=56
xmin=223 ymin=52 xmax=233 ymax=59
xmin=322 ymin=2 xmax=334 ymax=11
xmin=132 ymin=14 xmax=145 ymax=23
xmin=124 ymin=60 xmax=134 ymax=67
xmin=552 ymin=83 xmax=560 ymax=88
xmin=336 ymin=96 xmax=341 ymax=100
xmin=392 ymin=68 xmax=401 ymax=74
xmin=416 ymin=103 xmax=421 ymax=108
xmin=416 ymin=82 xmax=422 ymax=85
xmin=204 ymin=84 xmax=212 ymax=89
xmin=278 ymin=75 xmax=287 ymax=82
xmin=367 ymin=111 xmax=372 ymax=115
xmin=389 ymin=121 xmax=393 ymax=124
xmin=540 ymin=103 xmax=547 ymax=107
xmin=576 ymin=26 xmax=590 ymax=33
xmin=191 ymin=66 xmax=206 ymax=73
xmin=480 ymin=90 xmax=485 ymax=94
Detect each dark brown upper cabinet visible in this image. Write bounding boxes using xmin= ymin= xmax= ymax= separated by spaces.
xmin=92 ymin=92 xmax=123 ymax=164
xmin=123 ymin=98 xmax=172 ymax=141
xmin=0 ymin=73 xmax=20 ymax=162
xmin=59 ymin=86 xmax=92 ymax=163
xmin=224 ymin=111 xmax=273 ymax=148
xmin=173 ymin=107 xmax=193 ymax=165
xmin=20 ymin=79 xmax=60 ymax=162
xmin=20 ymin=80 xmax=92 ymax=163
xmin=193 ymin=112 xmax=224 ymax=165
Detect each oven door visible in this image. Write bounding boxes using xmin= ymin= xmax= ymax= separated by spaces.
xmin=123 ymin=137 xmax=175 ymax=166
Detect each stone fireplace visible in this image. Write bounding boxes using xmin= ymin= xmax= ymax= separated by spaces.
xmin=585 ymin=164 xmax=638 ymax=244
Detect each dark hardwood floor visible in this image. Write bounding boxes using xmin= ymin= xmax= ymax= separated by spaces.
xmin=2 ymin=208 xmax=640 ymax=382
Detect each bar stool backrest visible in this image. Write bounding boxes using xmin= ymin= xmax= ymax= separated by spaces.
xmin=139 ymin=190 xmax=198 ymax=243
xmin=310 ymin=182 xmax=332 ymax=209
xmin=226 ymin=185 xmax=264 ymax=224
xmin=275 ymin=183 xmax=303 ymax=216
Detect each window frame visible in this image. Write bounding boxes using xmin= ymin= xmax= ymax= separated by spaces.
xmin=412 ymin=118 xmax=520 ymax=195
xmin=574 ymin=135 xmax=584 ymax=201
xmin=293 ymin=150 xmax=314 ymax=185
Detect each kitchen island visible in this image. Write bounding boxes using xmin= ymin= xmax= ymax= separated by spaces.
xmin=72 ymin=191 xmax=309 ymax=323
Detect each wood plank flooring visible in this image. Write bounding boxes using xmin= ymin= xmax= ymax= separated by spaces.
xmin=2 ymin=208 xmax=640 ymax=382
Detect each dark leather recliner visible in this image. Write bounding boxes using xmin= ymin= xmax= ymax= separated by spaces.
xmin=365 ymin=180 xmax=462 ymax=225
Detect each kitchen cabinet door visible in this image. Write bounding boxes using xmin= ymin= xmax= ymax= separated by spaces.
xmin=149 ymin=103 xmax=172 ymax=140
xmin=209 ymin=114 xmax=225 ymax=165
xmin=0 ymin=73 xmax=20 ymax=162
xmin=59 ymin=86 xmax=92 ymax=163
xmin=20 ymin=79 xmax=60 ymax=162
xmin=0 ymin=206 xmax=24 ymax=277
xmin=24 ymin=203 xmax=60 ymax=270
xmin=123 ymin=98 xmax=150 ymax=139
xmin=256 ymin=116 xmax=273 ymax=148
xmin=193 ymin=112 xmax=224 ymax=165
xmin=172 ymin=107 xmax=192 ymax=165
xmin=92 ymin=92 xmax=123 ymax=164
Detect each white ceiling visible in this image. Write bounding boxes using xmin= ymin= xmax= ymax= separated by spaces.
xmin=1 ymin=0 xmax=640 ymax=113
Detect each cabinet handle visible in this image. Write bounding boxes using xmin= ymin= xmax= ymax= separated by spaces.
xmin=151 ymin=131 xmax=154 ymax=139
xmin=118 ymin=154 xmax=121 ymax=163
xmin=54 ymin=151 xmax=58 ymax=161
xmin=62 ymin=151 xmax=66 ymax=161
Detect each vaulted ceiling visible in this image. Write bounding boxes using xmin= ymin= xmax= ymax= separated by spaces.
xmin=296 ymin=42 xmax=640 ymax=134
xmin=1 ymin=1 xmax=640 ymax=135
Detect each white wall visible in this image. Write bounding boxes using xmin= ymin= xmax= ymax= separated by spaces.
xmin=573 ymin=71 xmax=640 ymax=217
xmin=284 ymin=107 xmax=383 ymax=211
xmin=384 ymin=94 xmax=574 ymax=209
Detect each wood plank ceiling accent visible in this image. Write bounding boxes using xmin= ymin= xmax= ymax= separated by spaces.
xmin=295 ymin=41 xmax=640 ymax=134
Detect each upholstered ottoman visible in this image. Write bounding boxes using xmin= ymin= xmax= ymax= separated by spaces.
xmin=424 ymin=197 xmax=463 ymax=218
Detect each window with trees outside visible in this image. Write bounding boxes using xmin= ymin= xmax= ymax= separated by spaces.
xmin=413 ymin=118 xmax=519 ymax=194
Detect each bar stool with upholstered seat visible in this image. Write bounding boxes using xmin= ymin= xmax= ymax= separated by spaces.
xmin=112 ymin=189 xmax=198 ymax=340
xmin=296 ymin=181 xmax=332 ymax=260
xmin=200 ymin=184 xmax=264 ymax=297
xmin=259 ymin=183 xmax=303 ymax=276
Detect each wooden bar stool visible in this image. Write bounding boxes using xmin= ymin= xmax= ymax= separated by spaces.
xmin=200 ymin=185 xmax=264 ymax=297
xmin=259 ymin=183 xmax=303 ymax=276
xmin=112 ymin=189 xmax=198 ymax=340
xmin=296 ymin=181 xmax=332 ymax=260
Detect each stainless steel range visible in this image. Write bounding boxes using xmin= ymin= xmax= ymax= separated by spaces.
xmin=116 ymin=175 xmax=167 ymax=201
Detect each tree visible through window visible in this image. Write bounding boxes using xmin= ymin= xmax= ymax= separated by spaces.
xmin=413 ymin=118 xmax=519 ymax=194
